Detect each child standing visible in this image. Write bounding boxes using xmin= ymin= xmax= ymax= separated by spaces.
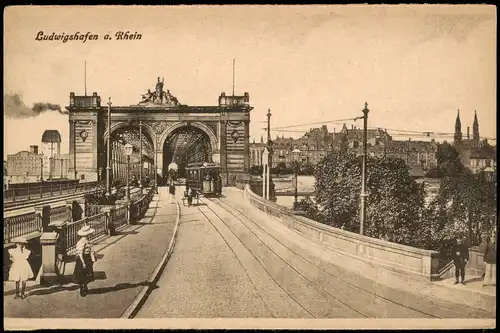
xmin=8 ymin=237 xmax=34 ymax=299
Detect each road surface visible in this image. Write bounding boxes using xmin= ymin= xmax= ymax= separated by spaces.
xmin=137 ymin=187 xmax=493 ymax=318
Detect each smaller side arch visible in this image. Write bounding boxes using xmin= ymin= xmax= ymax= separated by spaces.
xmin=104 ymin=121 xmax=157 ymax=150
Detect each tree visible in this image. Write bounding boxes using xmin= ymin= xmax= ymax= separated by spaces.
xmin=435 ymin=142 xmax=465 ymax=178
xmin=312 ymin=151 xmax=426 ymax=246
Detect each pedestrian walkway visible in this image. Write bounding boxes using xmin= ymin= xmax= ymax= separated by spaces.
xmin=436 ymin=275 xmax=496 ymax=297
xmin=4 ymin=187 xmax=179 ymax=319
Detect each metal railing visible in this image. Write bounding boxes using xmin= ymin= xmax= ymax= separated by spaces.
xmin=4 ymin=212 xmax=42 ymax=244
xmin=3 ymin=181 xmax=101 ymax=203
xmin=62 ymin=213 xmax=108 ymax=254
xmin=114 ymin=205 xmax=128 ymax=229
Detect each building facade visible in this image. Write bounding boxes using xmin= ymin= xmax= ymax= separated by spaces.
xmin=6 ymin=150 xmax=43 ymax=183
xmin=453 ymin=110 xmax=496 ymax=173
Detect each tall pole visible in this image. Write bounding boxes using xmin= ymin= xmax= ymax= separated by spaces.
xmin=139 ymin=120 xmax=143 ymax=194
xmin=84 ymin=60 xmax=87 ymax=96
xmin=266 ymin=109 xmax=273 ymax=200
xmin=294 ymin=166 xmax=298 ymax=210
xmin=60 ymin=158 xmax=63 ymax=178
xmin=267 ymin=109 xmax=272 ymax=145
xmin=126 ymin=155 xmax=131 ymax=201
xmin=40 ymin=157 xmax=43 ymax=182
xmin=73 ymin=121 xmax=77 ymax=180
xmin=106 ymin=97 xmax=112 ymax=196
xmin=232 ymin=58 xmax=235 ymax=96
xmin=360 ymin=102 xmax=369 ymax=235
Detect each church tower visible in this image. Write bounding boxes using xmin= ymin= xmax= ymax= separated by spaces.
xmin=454 ymin=109 xmax=462 ymax=144
xmin=473 ymin=110 xmax=479 ymax=144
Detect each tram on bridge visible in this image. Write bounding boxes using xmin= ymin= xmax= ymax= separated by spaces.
xmin=185 ymin=162 xmax=222 ymax=197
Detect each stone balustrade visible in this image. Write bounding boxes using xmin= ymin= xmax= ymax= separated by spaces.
xmin=243 ymin=184 xmax=441 ymax=281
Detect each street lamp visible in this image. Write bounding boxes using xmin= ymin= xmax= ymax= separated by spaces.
xmin=106 ymin=97 xmax=112 ymax=197
xmin=184 ymin=139 xmax=190 ymax=189
xmin=40 ymin=156 xmax=44 ymax=182
xmin=359 ymin=102 xmax=369 ymax=235
xmin=124 ymin=143 xmax=134 ymax=201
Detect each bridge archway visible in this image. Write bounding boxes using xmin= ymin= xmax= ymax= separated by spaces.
xmin=104 ymin=124 xmax=155 ymax=186
xmin=161 ymin=125 xmax=213 ymax=179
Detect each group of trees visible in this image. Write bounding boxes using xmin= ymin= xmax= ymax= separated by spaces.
xmin=296 ymin=142 xmax=496 ymax=264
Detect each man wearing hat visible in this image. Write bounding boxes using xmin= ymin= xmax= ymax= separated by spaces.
xmin=8 ymin=237 xmax=34 ymax=299
xmin=72 ymin=225 xmax=96 ymax=297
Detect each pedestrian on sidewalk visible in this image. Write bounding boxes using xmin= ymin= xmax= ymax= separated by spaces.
xmin=452 ymin=235 xmax=469 ymax=285
xmin=187 ymin=187 xmax=194 ymax=207
xmin=483 ymin=232 xmax=497 ymax=287
xmin=169 ymin=182 xmax=176 ymax=203
xmin=8 ymin=237 xmax=34 ymax=299
xmin=73 ymin=225 xmax=97 ymax=297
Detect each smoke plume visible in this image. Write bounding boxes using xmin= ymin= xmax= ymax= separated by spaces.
xmin=4 ymin=93 xmax=68 ymax=119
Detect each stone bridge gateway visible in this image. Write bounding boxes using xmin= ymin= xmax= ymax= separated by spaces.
xmin=66 ymin=78 xmax=252 ymax=186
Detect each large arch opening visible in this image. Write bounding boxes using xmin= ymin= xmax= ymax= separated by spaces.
xmin=162 ymin=125 xmax=212 ymax=179
xmin=105 ymin=125 xmax=155 ymax=187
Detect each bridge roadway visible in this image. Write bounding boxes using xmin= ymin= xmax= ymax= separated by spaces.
xmin=137 ymin=187 xmax=494 ymax=319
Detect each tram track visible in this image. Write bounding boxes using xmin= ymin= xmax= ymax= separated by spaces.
xmin=201 ymin=196 xmax=452 ymax=318
xmin=196 ymin=203 xmax=315 ymax=318
xmin=197 ymin=199 xmax=368 ymax=318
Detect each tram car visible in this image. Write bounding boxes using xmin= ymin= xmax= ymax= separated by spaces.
xmin=185 ymin=162 xmax=222 ymax=197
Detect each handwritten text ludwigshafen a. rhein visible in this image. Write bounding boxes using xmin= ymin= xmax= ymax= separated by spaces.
xmin=35 ymin=31 xmax=142 ymax=43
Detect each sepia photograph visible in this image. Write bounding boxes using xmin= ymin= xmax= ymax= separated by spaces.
xmin=3 ymin=4 xmax=496 ymax=330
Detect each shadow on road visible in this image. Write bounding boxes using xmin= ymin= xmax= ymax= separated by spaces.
xmin=86 ymin=281 xmax=157 ymax=295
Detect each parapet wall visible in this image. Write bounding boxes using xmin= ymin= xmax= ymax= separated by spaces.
xmin=243 ymin=185 xmax=440 ymax=281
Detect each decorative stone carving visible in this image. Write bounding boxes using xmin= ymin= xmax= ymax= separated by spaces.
xmin=231 ymin=130 xmax=240 ymax=143
xmin=154 ymin=122 xmax=168 ymax=134
xmin=139 ymin=77 xmax=181 ymax=106
xmin=228 ymin=120 xmax=244 ymax=128
xmin=79 ymin=130 xmax=89 ymax=142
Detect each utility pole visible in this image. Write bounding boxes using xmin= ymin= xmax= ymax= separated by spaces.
xmin=360 ymin=102 xmax=369 ymax=235
xmin=266 ymin=109 xmax=274 ymax=201
xmin=139 ymin=120 xmax=143 ymax=194
xmin=106 ymin=97 xmax=112 ymax=196
xmin=267 ymin=108 xmax=273 ymax=170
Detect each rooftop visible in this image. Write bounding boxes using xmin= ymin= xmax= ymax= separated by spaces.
xmin=41 ymin=130 xmax=61 ymax=143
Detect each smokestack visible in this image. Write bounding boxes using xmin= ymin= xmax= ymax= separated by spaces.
xmin=30 ymin=145 xmax=39 ymax=155
xmin=467 ymin=126 xmax=470 ymax=139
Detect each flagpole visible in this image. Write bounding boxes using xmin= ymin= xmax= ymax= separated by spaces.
xmin=84 ymin=60 xmax=87 ymax=96
xmin=232 ymin=58 xmax=235 ymax=96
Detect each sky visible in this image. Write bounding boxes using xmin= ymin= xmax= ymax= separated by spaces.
xmin=3 ymin=5 xmax=497 ymax=158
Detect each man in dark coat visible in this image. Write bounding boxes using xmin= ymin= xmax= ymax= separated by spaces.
xmin=452 ymin=235 xmax=469 ymax=285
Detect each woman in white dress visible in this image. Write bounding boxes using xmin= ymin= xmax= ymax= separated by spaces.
xmin=8 ymin=237 xmax=34 ymax=299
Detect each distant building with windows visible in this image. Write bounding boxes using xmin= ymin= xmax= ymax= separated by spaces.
xmin=249 ymin=111 xmax=494 ymax=178
xmin=453 ymin=110 xmax=496 ymax=173
xmin=6 ymin=146 xmax=43 ymax=183
xmin=6 ymin=130 xmax=70 ymax=184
